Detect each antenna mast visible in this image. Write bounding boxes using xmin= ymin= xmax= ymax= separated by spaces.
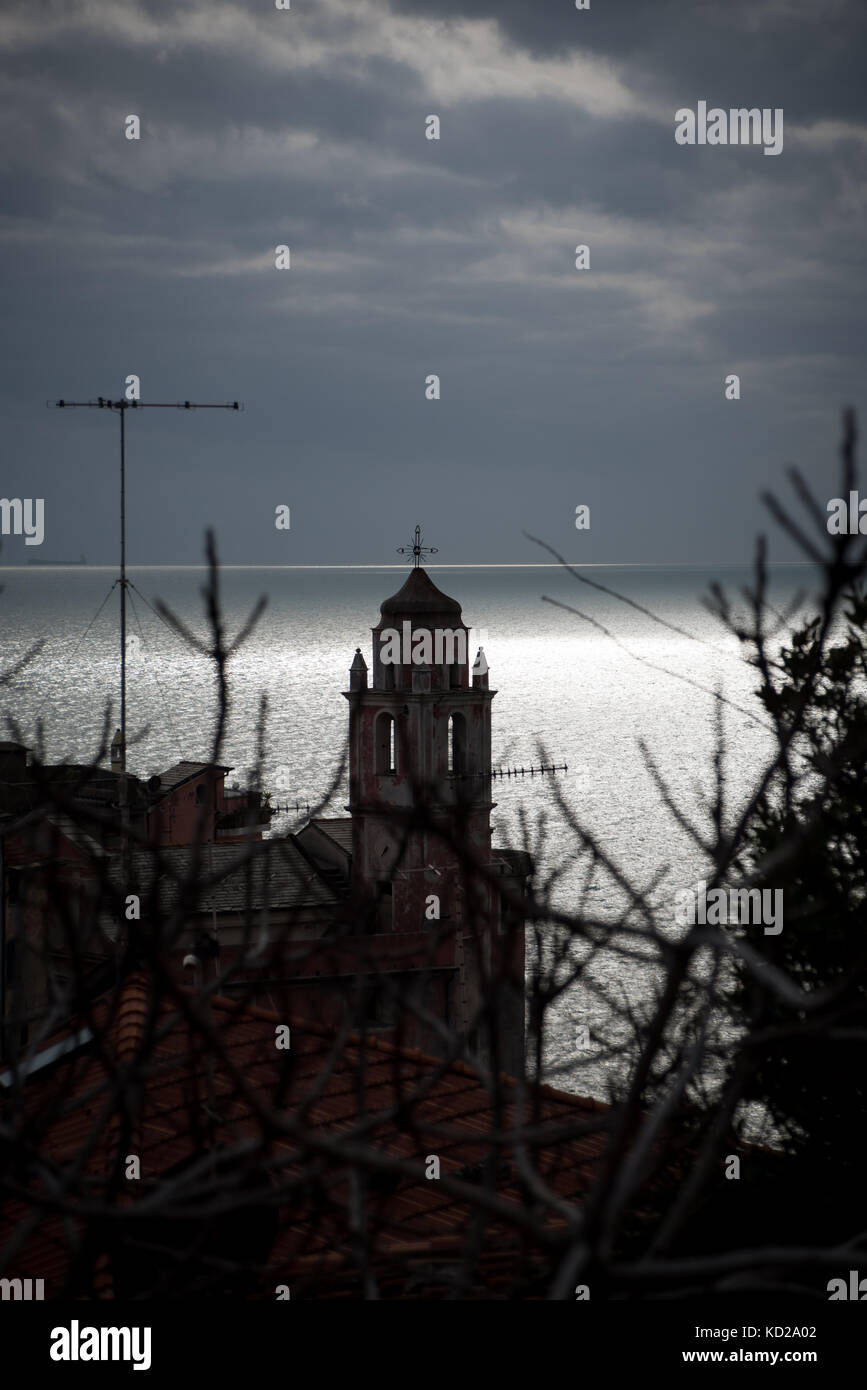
xmin=47 ymin=393 xmax=243 ymax=823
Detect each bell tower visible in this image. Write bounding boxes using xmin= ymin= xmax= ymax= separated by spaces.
xmin=342 ymin=532 xmax=528 ymax=1073
xmin=344 ymin=563 xmax=495 ymax=935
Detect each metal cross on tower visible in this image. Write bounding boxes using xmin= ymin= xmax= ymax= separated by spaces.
xmin=47 ymin=393 xmax=243 ymax=792
xmin=397 ymin=523 xmax=437 ymax=568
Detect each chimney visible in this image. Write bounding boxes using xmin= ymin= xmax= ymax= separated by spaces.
xmin=110 ymin=728 xmax=123 ymax=772
xmin=184 ymin=928 xmax=219 ymax=989
xmin=182 ymin=954 xmax=202 ymax=989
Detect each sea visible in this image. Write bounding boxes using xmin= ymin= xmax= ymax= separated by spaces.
xmin=0 ymin=563 xmax=816 ymax=1105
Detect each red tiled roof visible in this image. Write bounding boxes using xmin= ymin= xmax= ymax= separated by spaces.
xmin=0 ymin=973 xmax=634 ymax=1298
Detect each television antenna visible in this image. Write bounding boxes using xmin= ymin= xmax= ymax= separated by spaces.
xmin=47 ymin=392 xmax=243 ymax=818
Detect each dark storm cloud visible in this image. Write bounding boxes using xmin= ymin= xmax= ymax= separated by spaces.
xmin=389 ymin=0 xmax=867 ymax=117
xmin=0 ymin=0 xmax=865 ymax=566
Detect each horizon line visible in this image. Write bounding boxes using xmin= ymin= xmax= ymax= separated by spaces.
xmin=2 ymin=561 xmax=815 ymax=571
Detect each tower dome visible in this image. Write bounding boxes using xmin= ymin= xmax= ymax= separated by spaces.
xmin=379 ymin=566 xmax=463 ymax=623
xmin=372 ymin=567 xmax=470 ymax=692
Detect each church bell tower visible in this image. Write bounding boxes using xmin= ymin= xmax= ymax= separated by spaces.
xmin=342 ymin=531 xmax=528 ymax=1073
xmin=345 ymin=563 xmax=495 ymax=929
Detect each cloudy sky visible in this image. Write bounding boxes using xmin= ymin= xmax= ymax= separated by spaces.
xmin=1 ymin=0 xmax=865 ymax=565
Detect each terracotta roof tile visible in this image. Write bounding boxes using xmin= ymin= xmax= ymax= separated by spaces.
xmin=0 ymin=975 xmax=642 ymax=1298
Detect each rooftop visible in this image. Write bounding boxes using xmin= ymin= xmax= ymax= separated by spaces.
xmin=115 ymin=838 xmax=341 ymax=914
xmin=0 ymin=973 xmax=627 ymax=1298
xmin=155 ymin=760 xmax=232 ymax=793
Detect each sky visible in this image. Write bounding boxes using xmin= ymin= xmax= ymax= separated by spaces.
xmin=1 ymin=0 xmax=865 ymax=566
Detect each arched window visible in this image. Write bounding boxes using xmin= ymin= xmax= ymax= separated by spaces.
xmin=376 ymin=713 xmax=397 ymax=775
xmin=448 ymin=712 xmax=467 ymax=776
